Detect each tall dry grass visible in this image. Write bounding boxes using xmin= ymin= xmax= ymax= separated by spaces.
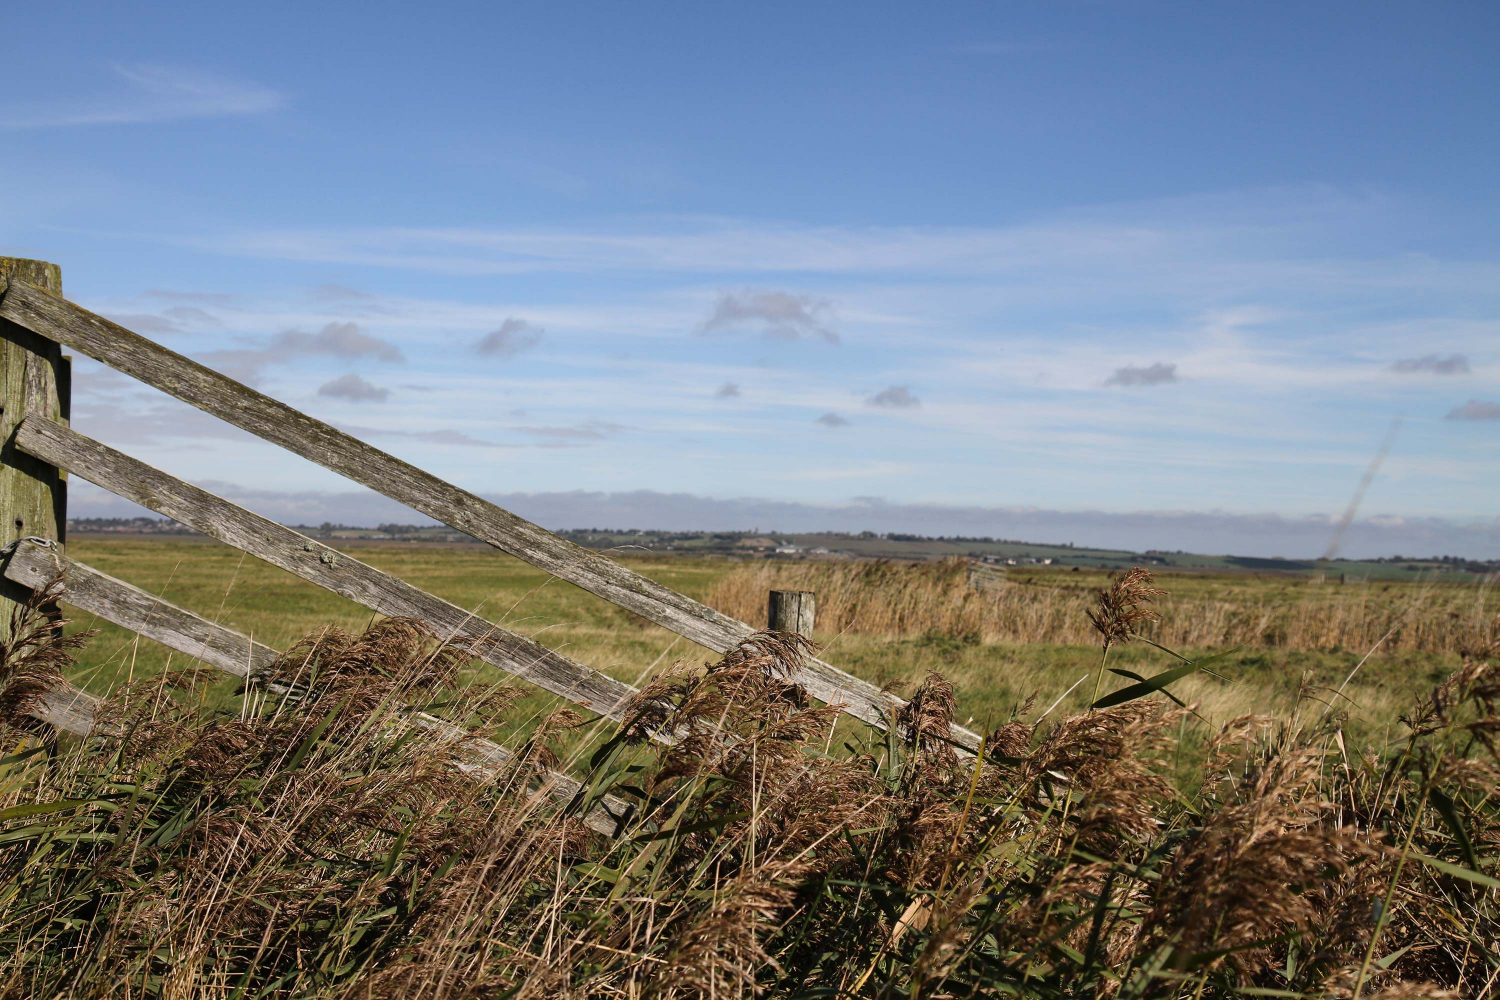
xmin=708 ymin=558 xmax=1500 ymax=654
xmin=0 ymin=572 xmax=1494 ymax=998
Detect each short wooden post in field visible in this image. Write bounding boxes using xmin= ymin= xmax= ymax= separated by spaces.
xmin=0 ymin=257 xmax=67 ymax=621
xmin=768 ymin=589 xmax=815 ymax=639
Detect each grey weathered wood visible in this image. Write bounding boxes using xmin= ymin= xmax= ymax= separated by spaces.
xmin=15 ymin=416 xmax=642 ymax=721
xmin=768 ymin=590 xmax=816 ymax=639
xmin=2 ymin=541 xmax=634 ymax=835
xmin=0 ymin=260 xmax=66 ymax=622
xmin=0 ymin=281 xmax=981 ymax=752
xmin=27 ymin=681 xmax=99 ymax=737
xmin=5 ymin=539 xmax=277 ymax=678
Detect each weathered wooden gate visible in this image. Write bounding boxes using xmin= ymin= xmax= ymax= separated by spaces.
xmin=0 ymin=256 xmax=981 ymax=833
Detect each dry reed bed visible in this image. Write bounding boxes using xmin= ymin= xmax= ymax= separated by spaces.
xmin=708 ymin=558 xmax=1499 ymax=654
xmin=0 ymin=573 xmax=1494 ymax=998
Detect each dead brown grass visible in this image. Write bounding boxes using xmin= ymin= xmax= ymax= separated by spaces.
xmin=708 ymin=558 xmax=1499 ymax=654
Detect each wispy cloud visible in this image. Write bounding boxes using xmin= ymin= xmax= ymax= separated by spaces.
xmin=476 ymin=318 xmax=543 ymax=357
xmin=0 ymin=64 xmax=283 ymax=129
xmin=698 ymin=290 xmax=838 ymax=343
xmin=816 ymin=412 xmax=850 ymax=427
xmin=714 ymin=382 xmax=741 ymax=399
xmin=1391 ymin=353 xmax=1471 ymax=375
xmin=344 ymin=425 xmax=503 ymax=448
xmin=867 ymin=385 xmax=920 ymax=408
xmin=104 ymin=305 xmax=222 ymax=336
xmin=145 ymin=289 xmax=239 ymax=306
xmin=178 ymin=186 xmax=1500 ymax=427
xmin=318 ymin=373 xmax=389 ymax=402
xmin=275 ymin=321 xmax=404 ymax=362
xmin=515 ymin=421 xmax=625 ymax=447
xmin=75 ymin=189 xmax=1499 ymax=522
xmin=106 ymin=313 xmax=184 ymax=336
xmin=1446 ymin=399 xmax=1500 ymax=421
xmin=202 ymin=321 xmax=403 ymax=382
xmin=1105 ymin=362 xmax=1179 ymax=387
xmin=310 ymin=284 xmax=378 ymax=303
xmin=70 ymin=393 xmax=255 ymax=446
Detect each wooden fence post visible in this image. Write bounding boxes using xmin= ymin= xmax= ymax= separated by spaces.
xmin=0 ymin=257 xmax=67 ymax=622
xmin=768 ymin=589 xmax=815 ymax=639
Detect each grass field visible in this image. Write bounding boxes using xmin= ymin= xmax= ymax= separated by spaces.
xmin=60 ymin=536 xmax=1496 ymax=753
xmin=60 ymin=536 xmax=725 ymax=696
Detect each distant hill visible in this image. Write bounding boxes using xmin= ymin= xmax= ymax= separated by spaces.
xmin=66 ymin=518 xmax=1499 ymax=582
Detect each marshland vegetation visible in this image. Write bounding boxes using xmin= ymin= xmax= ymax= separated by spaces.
xmin=0 ymin=537 xmax=1493 ymax=997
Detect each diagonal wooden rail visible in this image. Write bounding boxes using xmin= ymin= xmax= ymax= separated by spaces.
xmin=0 ymin=276 xmax=983 ymax=753
xmin=3 ymin=540 xmax=635 ymax=835
xmin=15 ymin=415 xmax=642 ymax=721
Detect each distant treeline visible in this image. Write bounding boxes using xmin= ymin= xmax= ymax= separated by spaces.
xmin=62 ymin=519 xmax=1500 ymax=571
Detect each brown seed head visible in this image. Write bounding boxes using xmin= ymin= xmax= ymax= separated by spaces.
xmin=1086 ymin=567 xmax=1165 ymax=650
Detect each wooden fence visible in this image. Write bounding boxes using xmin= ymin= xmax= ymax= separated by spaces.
xmin=0 ymin=256 xmax=982 ymax=834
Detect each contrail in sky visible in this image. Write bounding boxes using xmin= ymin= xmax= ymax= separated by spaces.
xmin=1321 ymin=417 xmax=1401 ymax=561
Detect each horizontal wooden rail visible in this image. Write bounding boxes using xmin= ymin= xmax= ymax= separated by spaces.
xmin=4 ymin=542 xmax=279 ymax=680
xmin=16 ymin=541 xmax=274 ymax=678
xmin=0 ymin=280 xmax=980 ymax=751
xmin=16 ymin=416 xmax=640 ymax=722
xmin=3 ymin=541 xmax=634 ymax=835
xmin=24 ymin=683 xmax=99 ymax=737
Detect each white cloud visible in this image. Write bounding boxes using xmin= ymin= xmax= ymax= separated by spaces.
xmin=867 ymin=385 xmax=920 ymax=408
xmin=275 ymin=321 xmax=403 ymax=362
xmin=210 ymin=218 xmax=1129 ymax=276
xmin=1391 ymin=353 xmax=1470 ymax=375
xmin=318 ymin=373 xmax=390 ymax=402
xmin=1105 ymin=362 xmax=1179 ymax=387
xmin=1446 ymin=399 xmax=1500 ymax=421
xmin=197 ymin=321 xmax=403 ymax=382
xmin=515 ymin=421 xmax=625 ymax=447
xmin=476 ymin=318 xmax=543 ymax=357
xmin=343 ymin=424 xmax=505 ymax=449
xmin=67 ymin=187 xmax=1500 ymax=524
xmin=698 ymin=290 xmax=838 ymax=343
xmin=0 ymin=64 xmax=283 ymax=129
xmin=196 ymin=187 xmax=1474 ymax=283
xmin=69 ymin=393 xmax=257 ymax=446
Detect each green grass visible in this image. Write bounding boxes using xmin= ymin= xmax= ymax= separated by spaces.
xmin=63 ymin=536 xmax=714 ymax=683
xmin=60 ymin=537 xmax=732 ymax=750
xmin=60 ymin=537 xmax=1468 ymax=759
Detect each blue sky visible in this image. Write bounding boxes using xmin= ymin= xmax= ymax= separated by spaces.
xmin=3 ymin=2 xmax=1497 ymax=556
